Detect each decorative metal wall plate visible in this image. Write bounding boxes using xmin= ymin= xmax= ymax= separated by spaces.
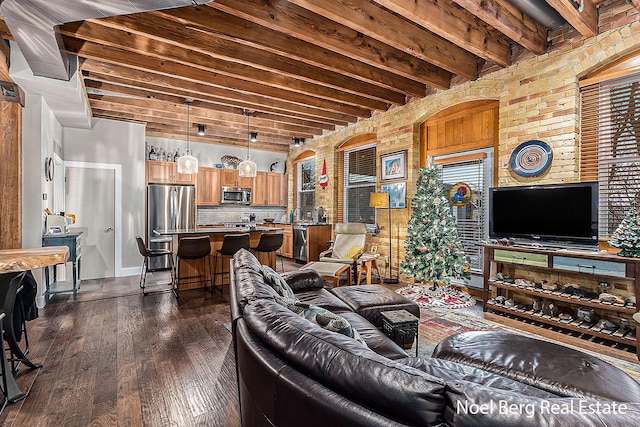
xmin=45 ymin=157 xmax=54 ymax=181
xmin=510 ymin=140 xmax=553 ymax=177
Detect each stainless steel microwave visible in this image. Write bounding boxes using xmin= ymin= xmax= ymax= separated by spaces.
xmin=221 ymin=187 xmax=251 ymax=205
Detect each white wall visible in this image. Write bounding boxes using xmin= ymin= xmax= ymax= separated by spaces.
xmin=146 ymin=136 xmax=287 ymax=174
xmin=63 ymin=118 xmax=146 ymax=275
xmin=22 ymin=93 xmax=63 ymax=305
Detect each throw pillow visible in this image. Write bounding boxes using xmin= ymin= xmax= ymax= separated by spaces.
xmin=343 ymin=244 xmax=363 ymax=259
xmin=261 ymin=265 xmax=296 ymax=300
xmin=274 ymin=296 xmax=367 ymax=347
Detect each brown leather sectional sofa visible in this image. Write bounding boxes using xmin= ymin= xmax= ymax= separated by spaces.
xmin=230 ymin=249 xmax=640 ymax=426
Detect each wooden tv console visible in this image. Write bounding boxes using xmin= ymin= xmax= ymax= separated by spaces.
xmin=482 ymin=244 xmax=640 ymax=362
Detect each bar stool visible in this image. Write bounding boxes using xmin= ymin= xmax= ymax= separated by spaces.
xmin=213 ymin=233 xmax=250 ymax=294
xmin=135 ymin=236 xmax=174 ymax=295
xmin=174 ymin=236 xmax=212 ymax=298
xmin=251 ymin=233 xmax=285 ymax=272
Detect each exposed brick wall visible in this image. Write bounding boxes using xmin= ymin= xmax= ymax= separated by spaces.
xmin=287 ymin=0 xmax=640 ymax=278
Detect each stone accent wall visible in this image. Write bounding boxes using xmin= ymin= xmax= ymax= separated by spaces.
xmin=287 ymin=0 xmax=640 ymax=279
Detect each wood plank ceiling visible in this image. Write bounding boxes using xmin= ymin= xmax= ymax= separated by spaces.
xmin=0 ymin=0 xmax=626 ymax=152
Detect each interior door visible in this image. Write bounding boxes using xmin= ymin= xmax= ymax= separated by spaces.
xmin=65 ymin=166 xmax=116 ymax=279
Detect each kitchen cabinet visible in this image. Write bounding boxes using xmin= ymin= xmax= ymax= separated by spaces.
xmin=483 ymin=244 xmax=640 ymax=361
xmin=281 ymin=225 xmax=293 ymax=258
xmin=146 ymin=160 xmax=195 ymax=185
xmin=221 ymin=169 xmax=252 ymax=188
xmin=197 ymin=167 xmax=221 ymax=205
xmin=252 ymin=172 xmax=287 ymax=206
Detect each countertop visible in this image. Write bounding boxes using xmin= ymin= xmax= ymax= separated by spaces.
xmin=0 ymin=246 xmax=69 ymax=273
xmin=155 ymin=226 xmax=282 ymax=235
xmin=259 ymin=222 xmax=330 ymax=227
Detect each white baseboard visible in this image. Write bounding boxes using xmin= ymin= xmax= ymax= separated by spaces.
xmin=119 ymin=267 xmax=141 ymax=277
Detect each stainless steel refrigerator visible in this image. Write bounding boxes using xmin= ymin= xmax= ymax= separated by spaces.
xmin=147 ymin=184 xmax=196 ymax=270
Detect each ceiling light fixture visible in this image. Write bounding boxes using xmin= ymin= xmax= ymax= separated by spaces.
xmin=177 ymin=101 xmax=198 ymax=174
xmin=197 ymin=124 xmax=205 ymax=136
xmin=238 ymin=110 xmax=257 ymax=178
xmin=293 ymin=137 xmax=301 ymax=147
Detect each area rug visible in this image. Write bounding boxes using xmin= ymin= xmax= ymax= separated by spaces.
xmin=397 ymin=284 xmax=475 ymax=309
xmin=416 ymin=305 xmax=640 ymax=381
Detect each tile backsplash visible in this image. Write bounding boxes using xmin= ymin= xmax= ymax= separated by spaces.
xmin=197 ymin=206 xmax=286 ymax=225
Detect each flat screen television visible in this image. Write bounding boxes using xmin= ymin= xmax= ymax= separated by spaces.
xmin=489 ymin=182 xmax=598 ymax=248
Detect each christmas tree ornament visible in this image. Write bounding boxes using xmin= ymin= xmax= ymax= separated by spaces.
xmin=610 ymin=205 xmax=640 ymax=257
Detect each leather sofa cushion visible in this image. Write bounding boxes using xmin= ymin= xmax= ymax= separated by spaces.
xmin=433 ymin=331 xmax=640 ymax=403
xmin=235 ymin=319 xmax=409 ymax=427
xmin=243 ymin=298 xmax=447 ymax=427
xmin=294 ymin=288 xmax=353 ymax=313
xmin=398 ymin=357 xmax=556 ymax=399
xmin=281 ymin=269 xmax=325 ymax=291
xmin=340 ymin=312 xmax=408 ymax=360
xmin=444 ymin=380 xmax=640 ymax=427
xmin=331 ymin=285 xmax=420 ymax=327
xmin=233 ymin=256 xmax=280 ymax=309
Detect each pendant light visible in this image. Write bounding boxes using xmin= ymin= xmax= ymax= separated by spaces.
xmin=177 ymin=101 xmax=198 ymax=174
xmin=238 ymin=109 xmax=257 ymax=178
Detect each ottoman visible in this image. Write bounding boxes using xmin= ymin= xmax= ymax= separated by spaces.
xmin=432 ymin=331 xmax=640 ymax=402
xmin=331 ymin=284 xmax=420 ymax=328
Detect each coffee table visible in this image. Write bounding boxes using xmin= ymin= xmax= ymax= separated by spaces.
xmin=381 ymin=309 xmax=419 ymax=356
xmin=300 ymin=261 xmax=351 ymax=287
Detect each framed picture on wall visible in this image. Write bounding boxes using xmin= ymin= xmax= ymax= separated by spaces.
xmin=380 ymin=150 xmax=407 ymax=181
xmin=381 ymin=182 xmax=407 ymax=209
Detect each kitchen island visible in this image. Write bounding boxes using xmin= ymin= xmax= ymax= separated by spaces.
xmin=154 ymin=227 xmax=283 ymax=291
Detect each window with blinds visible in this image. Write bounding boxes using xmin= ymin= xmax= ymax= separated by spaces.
xmin=435 ymin=151 xmax=492 ymax=273
xmin=343 ymin=144 xmax=376 ymax=224
xmin=580 ymin=73 xmax=640 ymax=236
xmin=297 ymin=159 xmax=316 ymax=221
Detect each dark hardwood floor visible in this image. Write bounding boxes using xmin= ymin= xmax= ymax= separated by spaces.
xmin=1 ymin=270 xmax=245 ymax=427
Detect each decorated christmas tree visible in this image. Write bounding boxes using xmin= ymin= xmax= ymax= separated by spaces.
xmin=610 ymin=204 xmax=640 ymax=257
xmin=400 ymin=166 xmax=470 ymax=286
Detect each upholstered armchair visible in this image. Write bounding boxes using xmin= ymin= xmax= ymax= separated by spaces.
xmin=318 ymin=223 xmax=367 ymax=281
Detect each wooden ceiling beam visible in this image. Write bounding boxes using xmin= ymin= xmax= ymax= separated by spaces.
xmin=81 ymin=67 xmax=355 ymax=126
xmin=143 ymin=128 xmax=290 ymax=153
xmin=286 ymin=0 xmax=479 ymax=80
xmin=60 ymin=28 xmax=390 ymax=113
xmin=544 ymin=0 xmax=597 ymax=37
xmin=207 ymin=0 xmax=453 ymax=89
xmin=372 ymin=0 xmax=511 ymax=67
xmin=153 ymin=8 xmax=427 ymax=98
xmin=68 ymin=43 xmax=373 ymax=118
xmin=79 ymin=15 xmax=408 ymax=106
xmin=451 ymin=0 xmax=548 ymax=55
xmin=84 ymin=78 xmax=336 ymax=131
xmin=92 ymin=108 xmax=302 ymax=145
xmin=88 ymin=96 xmax=323 ymax=136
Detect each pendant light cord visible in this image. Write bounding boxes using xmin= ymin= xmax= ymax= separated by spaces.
xmin=186 ymin=101 xmax=191 ymax=151
xmin=245 ymin=109 xmax=251 ymax=158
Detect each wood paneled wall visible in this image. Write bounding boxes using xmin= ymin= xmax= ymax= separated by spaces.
xmin=0 ymin=100 xmax=22 ymax=249
xmin=421 ymin=100 xmax=499 ymax=160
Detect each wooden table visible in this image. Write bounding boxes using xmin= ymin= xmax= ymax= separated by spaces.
xmin=0 ymin=246 xmax=69 ymax=274
xmin=356 ymin=254 xmax=381 ymax=285
xmin=0 ymin=246 xmax=69 ymax=402
xmin=300 ymin=261 xmax=351 ymax=287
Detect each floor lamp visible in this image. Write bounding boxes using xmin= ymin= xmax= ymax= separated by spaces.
xmin=370 ymin=192 xmax=398 ymax=284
